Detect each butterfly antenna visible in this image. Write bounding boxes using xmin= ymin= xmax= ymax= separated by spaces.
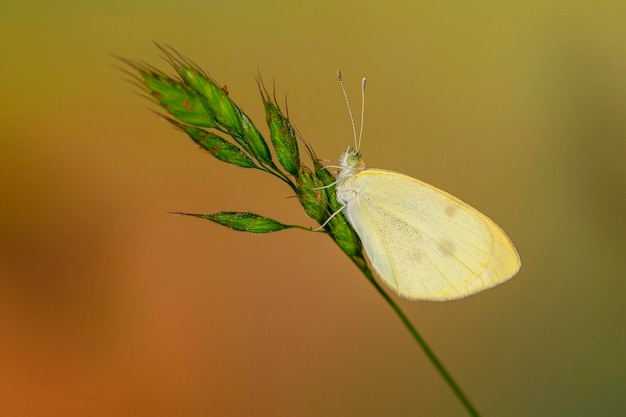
xmin=337 ymin=71 xmax=358 ymax=150
xmin=357 ymin=77 xmax=367 ymax=152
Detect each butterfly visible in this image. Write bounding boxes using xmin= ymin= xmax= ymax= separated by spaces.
xmin=333 ymin=73 xmax=520 ymax=301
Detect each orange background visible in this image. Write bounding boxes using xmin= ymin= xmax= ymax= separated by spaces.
xmin=1 ymin=1 xmax=625 ymax=416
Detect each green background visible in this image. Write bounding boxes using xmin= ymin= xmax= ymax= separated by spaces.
xmin=1 ymin=1 xmax=625 ymax=416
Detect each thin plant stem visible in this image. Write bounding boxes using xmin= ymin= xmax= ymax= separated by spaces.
xmin=349 ymin=254 xmax=481 ymax=417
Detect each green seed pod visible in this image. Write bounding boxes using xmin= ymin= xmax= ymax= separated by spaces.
xmin=167 ymin=119 xmax=258 ymax=169
xmin=315 ymin=163 xmax=340 ymax=209
xmin=172 ymin=64 xmax=273 ymax=166
xmin=141 ymin=71 xmax=217 ymax=128
xmin=240 ymin=111 xmax=274 ymax=165
xmin=296 ymin=166 xmax=327 ymax=223
xmin=176 ymin=66 xmax=244 ymax=135
xmin=264 ymin=98 xmax=300 ymax=176
xmin=327 ymin=214 xmax=363 ymax=258
xmin=177 ymin=211 xmax=293 ymax=233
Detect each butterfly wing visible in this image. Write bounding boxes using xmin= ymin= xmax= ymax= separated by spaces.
xmin=340 ymin=169 xmax=520 ymax=301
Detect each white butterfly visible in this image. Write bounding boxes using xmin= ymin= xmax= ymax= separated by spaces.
xmin=333 ymin=73 xmax=520 ymax=301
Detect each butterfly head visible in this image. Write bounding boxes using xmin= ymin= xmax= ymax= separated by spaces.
xmin=337 ymin=146 xmax=365 ymax=182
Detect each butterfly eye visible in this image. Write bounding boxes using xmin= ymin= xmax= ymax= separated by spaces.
xmin=346 ymin=153 xmax=360 ymax=167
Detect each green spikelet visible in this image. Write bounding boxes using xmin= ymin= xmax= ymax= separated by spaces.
xmin=159 ymin=48 xmax=273 ymax=166
xmin=261 ymin=86 xmax=300 ymax=176
xmin=163 ymin=117 xmax=258 ymax=169
xmin=296 ymin=165 xmax=327 ymax=223
xmin=174 ymin=212 xmax=298 ymax=233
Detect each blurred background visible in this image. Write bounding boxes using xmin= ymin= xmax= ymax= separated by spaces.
xmin=1 ymin=1 xmax=625 ymax=416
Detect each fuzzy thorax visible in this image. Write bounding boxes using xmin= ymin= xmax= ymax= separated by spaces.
xmin=336 ymin=146 xmax=366 ymax=206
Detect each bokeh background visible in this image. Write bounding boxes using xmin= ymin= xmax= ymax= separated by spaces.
xmin=2 ymin=1 xmax=625 ymax=416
